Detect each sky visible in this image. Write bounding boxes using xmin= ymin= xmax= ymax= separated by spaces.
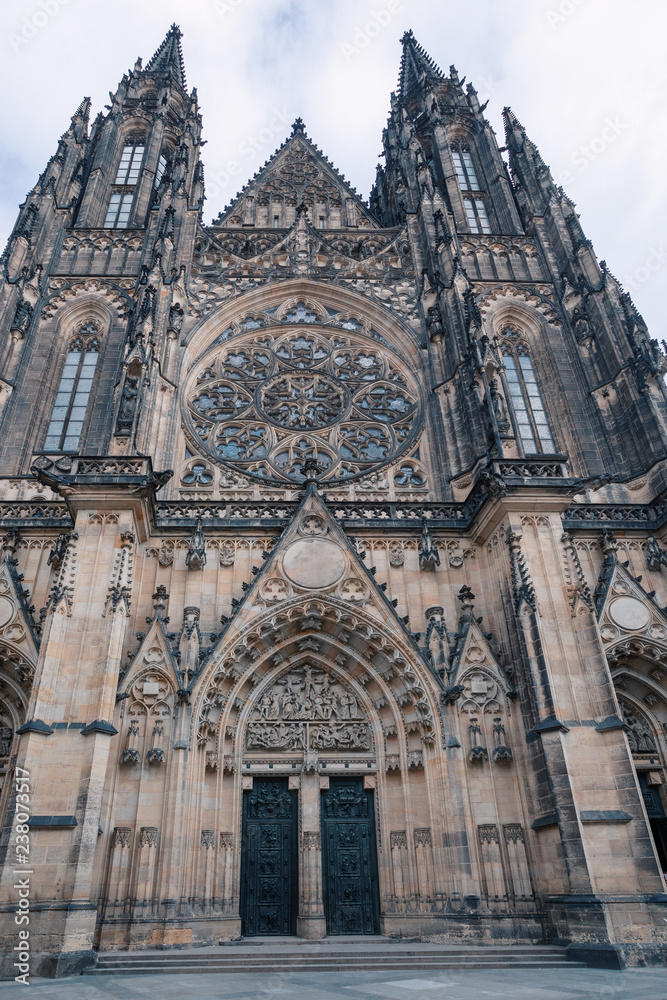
xmin=0 ymin=0 xmax=665 ymax=338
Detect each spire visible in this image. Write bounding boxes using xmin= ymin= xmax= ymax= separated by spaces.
xmin=66 ymin=97 xmax=91 ymax=143
xmin=502 ymin=106 xmax=549 ymax=171
xmin=145 ymin=24 xmax=186 ymax=89
xmin=398 ymin=30 xmax=445 ymax=97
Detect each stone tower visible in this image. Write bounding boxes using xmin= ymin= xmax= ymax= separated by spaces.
xmin=1 ymin=26 xmax=667 ymax=976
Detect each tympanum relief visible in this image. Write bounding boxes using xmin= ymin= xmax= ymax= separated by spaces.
xmin=245 ymin=666 xmax=371 ymax=752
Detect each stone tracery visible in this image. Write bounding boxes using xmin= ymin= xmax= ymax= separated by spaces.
xmin=185 ymin=326 xmax=421 ymax=484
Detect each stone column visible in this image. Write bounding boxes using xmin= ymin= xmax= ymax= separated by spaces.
xmin=503 ymin=824 xmax=532 ymax=901
xmin=413 ymin=827 xmax=435 ymax=909
xmin=130 ymin=826 xmax=159 ymax=935
xmin=389 ymin=830 xmax=410 ymax=912
xmin=218 ymin=833 xmax=234 ymax=915
xmin=105 ymin=827 xmax=133 ymax=920
xmin=477 ymin=824 xmax=507 ymax=905
xmin=297 ymin=769 xmax=325 ymax=939
xmin=200 ymin=830 xmax=215 ymax=914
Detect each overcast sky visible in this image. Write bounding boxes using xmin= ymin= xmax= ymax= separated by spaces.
xmin=1 ymin=0 xmax=665 ymax=338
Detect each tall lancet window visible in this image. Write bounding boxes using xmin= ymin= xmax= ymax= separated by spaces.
xmin=44 ymin=325 xmax=100 ymax=452
xmin=104 ymin=138 xmax=145 ymax=228
xmin=452 ymin=145 xmax=491 ymax=234
xmin=452 ymin=148 xmax=480 ymax=191
xmin=501 ymin=331 xmax=555 ymax=454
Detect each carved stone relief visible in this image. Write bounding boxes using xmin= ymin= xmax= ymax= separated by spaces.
xmin=245 ymin=666 xmax=370 ymax=752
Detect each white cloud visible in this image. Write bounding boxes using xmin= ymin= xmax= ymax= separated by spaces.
xmin=1 ymin=0 xmax=665 ymax=335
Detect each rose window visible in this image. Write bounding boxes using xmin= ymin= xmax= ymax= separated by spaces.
xmin=259 ymin=372 xmax=347 ymax=429
xmin=184 ymin=329 xmax=421 ymax=484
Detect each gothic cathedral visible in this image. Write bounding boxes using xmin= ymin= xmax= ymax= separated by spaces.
xmin=1 ymin=25 xmax=667 ymax=977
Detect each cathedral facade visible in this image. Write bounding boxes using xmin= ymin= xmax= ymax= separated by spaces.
xmin=1 ymin=25 xmax=667 ymax=977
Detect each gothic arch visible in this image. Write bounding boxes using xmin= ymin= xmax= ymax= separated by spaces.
xmin=0 ymin=644 xmax=31 ymax=826
xmin=181 ymin=277 xmax=425 ymax=369
xmin=180 ymin=280 xmax=428 ymax=488
xmin=192 ymin=595 xmax=442 ymax=765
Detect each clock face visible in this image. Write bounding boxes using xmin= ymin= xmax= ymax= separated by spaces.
xmin=184 ymin=327 xmax=422 ymax=485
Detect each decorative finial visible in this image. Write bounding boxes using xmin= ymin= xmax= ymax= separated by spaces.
xmin=186 ymin=517 xmax=207 ymax=570
xmin=292 ymin=117 xmax=305 ymax=134
xmin=457 ymin=585 xmax=475 ymax=610
xmin=301 ymin=457 xmax=323 ymax=484
xmin=419 ymin=519 xmax=440 ymax=571
xmin=152 ymin=585 xmax=169 ymax=618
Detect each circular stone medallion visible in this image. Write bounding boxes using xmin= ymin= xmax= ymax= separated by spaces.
xmin=282 ymin=538 xmax=346 ymax=589
xmin=609 ymin=596 xmax=651 ymax=631
xmin=0 ymin=596 xmax=14 ymax=628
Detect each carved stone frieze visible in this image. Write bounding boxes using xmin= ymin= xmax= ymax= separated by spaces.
xmin=245 ymin=666 xmax=370 ymax=752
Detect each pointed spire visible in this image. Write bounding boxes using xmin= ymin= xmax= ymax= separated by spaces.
xmin=145 ymin=24 xmax=186 ymax=89
xmin=502 ymin=107 xmax=524 ymax=149
xmin=398 ymin=30 xmax=445 ymax=97
xmin=69 ymin=97 xmax=90 ymax=134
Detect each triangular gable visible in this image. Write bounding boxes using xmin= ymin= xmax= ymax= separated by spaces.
xmin=214 ymin=124 xmax=379 ymax=228
xmin=445 ymin=600 xmax=515 ymax=711
xmin=118 ymin=613 xmax=181 ymax=695
xmin=595 ymin=549 xmax=667 ymax=648
xmin=0 ymin=555 xmax=40 ymax=690
xmin=212 ymin=482 xmax=424 ymax=655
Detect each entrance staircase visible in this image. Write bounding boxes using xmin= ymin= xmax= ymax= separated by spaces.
xmin=88 ymin=937 xmax=584 ymax=976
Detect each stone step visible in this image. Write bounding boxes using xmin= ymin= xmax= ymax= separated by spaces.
xmin=90 ymin=945 xmax=581 ymax=975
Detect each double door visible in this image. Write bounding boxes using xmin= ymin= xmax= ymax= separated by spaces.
xmin=241 ymin=776 xmax=379 ymax=936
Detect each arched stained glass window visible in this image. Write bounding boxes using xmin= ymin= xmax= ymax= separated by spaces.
xmin=43 ymin=324 xmax=100 ymax=452
xmin=501 ymin=333 xmax=555 ymax=455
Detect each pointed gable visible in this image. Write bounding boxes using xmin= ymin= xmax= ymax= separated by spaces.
xmin=119 ymin=606 xmax=181 ymax=695
xmin=0 ymin=553 xmax=40 ymax=692
xmin=218 ymin=483 xmax=420 ymax=646
xmin=446 ymin=587 xmax=514 ymax=710
xmin=214 ymin=120 xmax=379 ymax=229
xmin=595 ymin=534 xmax=667 ymax=650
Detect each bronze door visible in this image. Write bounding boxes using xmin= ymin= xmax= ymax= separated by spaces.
xmin=240 ymin=778 xmax=298 ymax=936
xmin=321 ymin=778 xmax=380 ymax=935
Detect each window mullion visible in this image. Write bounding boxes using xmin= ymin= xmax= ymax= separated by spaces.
xmin=499 ymin=368 xmax=526 ymax=457
xmin=58 ymin=352 xmax=85 ymax=450
xmin=516 ymin=364 xmax=542 ymax=452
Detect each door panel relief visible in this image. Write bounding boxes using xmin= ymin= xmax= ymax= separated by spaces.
xmin=321 ymin=778 xmax=380 ymax=935
xmin=240 ymin=778 xmax=298 ymax=936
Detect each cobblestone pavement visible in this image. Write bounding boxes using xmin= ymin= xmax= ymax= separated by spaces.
xmin=0 ymin=968 xmax=667 ymax=999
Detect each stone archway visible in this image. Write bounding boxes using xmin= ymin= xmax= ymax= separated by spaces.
xmin=192 ymin=595 xmax=442 ymax=939
xmin=610 ymin=642 xmax=667 ymax=873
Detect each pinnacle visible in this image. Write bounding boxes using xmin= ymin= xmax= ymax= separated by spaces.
xmin=398 ymin=29 xmax=444 ymax=97
xmin=502 ymin=107 xmax=524 ymax=136
xmin=145 ymin=23 xmax=187 ymax=89
xmin=72 ymin=97 xmax=91 ymax=122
